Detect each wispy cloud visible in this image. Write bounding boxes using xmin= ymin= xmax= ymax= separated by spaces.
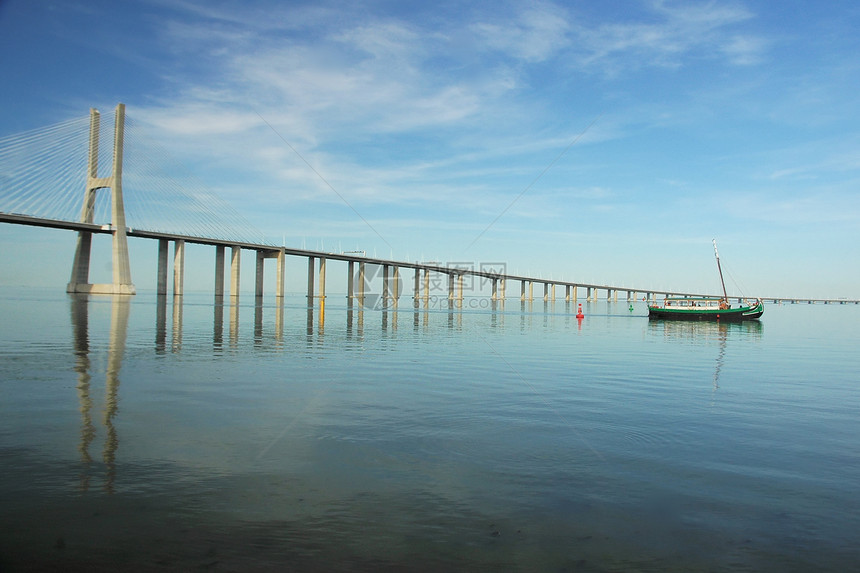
xmin=471 ymin=1 xmax=571 ymax=63
xmin=572 ymin=0 xmax=762 ymax=71
xmin=126 ymin=0 xmax=779 ymax=251
xmin=138 ymin=0 xmax=769 ymax=145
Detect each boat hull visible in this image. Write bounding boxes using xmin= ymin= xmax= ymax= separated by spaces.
xmin=648 ymin=301 xmax=764 ymax=321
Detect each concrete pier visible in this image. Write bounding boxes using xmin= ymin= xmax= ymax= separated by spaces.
xmin=358 ymin=262 xmax=366 ymax=306
xmin=255 ymin=251 xmax=265 ymax=297
xmin=275 ymin=249 xmax=285 ymax=298
xmin=230 ymin=246 xmax=241 ymax=297
xmin=253 ymin=249 xmax=284 ymax=298
xmin=347 ymin=261 xmax=355 ymax=303
xmin=306 ymin=257 xmax=315 ymax=300
xmin=157 ymin=239 xmax=169 ymax=295
xmin=214 ymin=245 xmax=225 ymax=297
xmin=173 ymin=240 xmax=185 ymax=296
xmin=318 ymin=257 xmax=326 ymax=300
xmin=67 ymin=104 xmax=135 ymax=295
xmin=382 ymin=265 xmax=390 ymax=308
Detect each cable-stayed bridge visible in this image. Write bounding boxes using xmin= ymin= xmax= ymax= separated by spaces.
xmin=0 ymin=106 xmax=265 ymax=244
xmin=1 ymin=104 xmax=856 ymax=306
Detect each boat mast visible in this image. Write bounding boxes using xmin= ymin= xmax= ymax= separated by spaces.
xmin=713 ymin=239 xmax=729 ymax=303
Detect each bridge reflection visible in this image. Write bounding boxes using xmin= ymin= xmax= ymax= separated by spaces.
xmin=146 ymin=294 xmax=542 ymax=352
xmin=70 ymin=294 xmax=128 ymax=494
xmin=67 ymin=292 xmax=623 ymax=491
xmin=65 ymin=292 xmax=698 ymax=496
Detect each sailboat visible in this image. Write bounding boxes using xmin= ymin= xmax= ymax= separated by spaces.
xmin=648 ymin=240 xmax=764 ymax=321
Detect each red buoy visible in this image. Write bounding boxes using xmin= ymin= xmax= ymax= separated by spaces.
xmin=576 ymin=303 xmax=584 ymax=319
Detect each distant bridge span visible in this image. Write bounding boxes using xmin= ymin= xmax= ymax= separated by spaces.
xmin=1 ymin=105 xmax=857 ymax=307
xmin=3 ymin=211 xmax=857 ymax=306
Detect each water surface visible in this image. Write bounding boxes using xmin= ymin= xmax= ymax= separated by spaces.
xmin=1 ymin=289 xmax=858 ymax=571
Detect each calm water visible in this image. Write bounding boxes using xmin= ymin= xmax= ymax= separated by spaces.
xmin=1 ymin=288 xmax=858 ymax=572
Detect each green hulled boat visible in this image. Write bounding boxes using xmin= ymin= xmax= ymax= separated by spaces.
xmin=648 ymin=297 xmax=764 ymax=321
xmin=648 ymin=241 xmax=764 ymax=322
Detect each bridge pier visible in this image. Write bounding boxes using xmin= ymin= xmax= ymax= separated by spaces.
xmin=231 ymin=246 xmax=241 ymax=297
xmin=318 ymin=257 xmax=327 ymax=300
xmin=382 ymin=265 xmax=390 ymax=308
xmin=173 ymin=240 xmax=185 ymax=296
xmin=457 ymin=273 xmax=464 ymax=305
xmin=214 ymin=245 xmax=225 ymax=297
xmin=306 ymin=257 xmax=315 ymax=300
xmin=380 ymin=265 xmax=401 ymax=308
xmin=393 ymin=266 xmax=401 ymax=308
xmin=67 ymin=104 xmax=135 ymax=295
xmin=275 ymin=249 xmax=285 ymax=298
xmin=155 ymin=238 xmax=184 ymax=296
xmin=157 ymin=239 xmax=169 ymax=295
xmin=255 ymin=248 xmax=285 ymax=298
xmin=358 ymin=262 xmax=366 ymax=306
xmin=347 ymin=261 xmax=355 ymax=304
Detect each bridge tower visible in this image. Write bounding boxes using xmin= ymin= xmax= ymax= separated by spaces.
xmin=67 ymin=104 xmax=135 ymax=295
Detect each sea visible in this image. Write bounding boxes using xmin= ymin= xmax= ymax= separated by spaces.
xmin=1 ymin=287 xmax=858 ymax=572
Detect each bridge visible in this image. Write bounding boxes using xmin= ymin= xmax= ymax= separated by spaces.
xmin=1 ymin=104 xmax=857 ymax=307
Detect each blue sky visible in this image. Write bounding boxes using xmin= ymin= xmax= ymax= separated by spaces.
xmin=1 ymin=0 xmax=859 ymax=299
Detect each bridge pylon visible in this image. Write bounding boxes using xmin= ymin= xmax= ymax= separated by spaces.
xmin=67 ymin=104 xmax=135 ymax=295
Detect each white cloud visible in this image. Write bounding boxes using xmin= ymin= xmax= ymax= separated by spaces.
xmin=720 ymin=34 xmax=767 ymax=65
xmin=572 ymin=0 xmax=763 ymax=71
xmin=124 ymin=1 xmax=787 ymax=255
xmin=471 ymin=1 xmax=570 ymax=63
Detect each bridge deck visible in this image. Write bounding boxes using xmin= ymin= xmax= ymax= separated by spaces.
xmin=3 ymin=212 xmax=857 ymax=305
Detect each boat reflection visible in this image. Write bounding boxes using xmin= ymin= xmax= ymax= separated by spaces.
xmin=647 ymin=319 xmax=762 ymax=393
xmin=647 ymin=318 xmax=763 ymax=341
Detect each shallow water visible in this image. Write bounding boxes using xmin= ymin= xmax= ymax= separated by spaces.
xmin=1 ymin=289 xmax=858 ymax=571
